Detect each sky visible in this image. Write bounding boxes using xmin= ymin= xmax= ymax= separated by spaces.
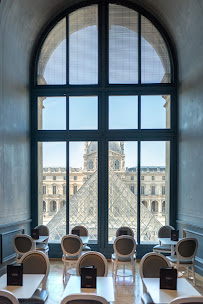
xmin=41 ymin=15 xmax=169 ymax=169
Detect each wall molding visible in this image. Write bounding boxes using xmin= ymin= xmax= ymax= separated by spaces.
xmin=177 ymin=219 xmax=203 ymax=276
xmin=0 ymin=228 xmax=24 ymax=263
xmin=0 ymin=219 xmax=32 ymax=230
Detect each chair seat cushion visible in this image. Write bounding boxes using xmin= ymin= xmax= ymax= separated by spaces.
xmin=111 ymin=253 xmax=136 ymax=262
xmin=167 ymin=255 xmax=193 ymax=264
xmin=36 ymin=244 xmax=49 ymax=251
xmin=141 ymin=292 xmax=154 ymax=304
xmin=82 ymin=245 xmax=91 ymax=251
xmin=62 ymin=254 xmax=78 ymax=261
xmin=19 ymin=289 xmax=48 ymax=304
xmin=153 ymin=245 xmax=171 ymax=251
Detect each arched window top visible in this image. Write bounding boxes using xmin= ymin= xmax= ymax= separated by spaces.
xmin=36 ymin=2 xmax=172 ymax=86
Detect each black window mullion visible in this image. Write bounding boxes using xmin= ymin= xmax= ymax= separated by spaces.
xmin=66 ymin=15 xmax=69 ymax=85
xmin=137 ymin=141 xmax=141 ymax=244
xmin=138 ymin=13 xmax=141 ymax=84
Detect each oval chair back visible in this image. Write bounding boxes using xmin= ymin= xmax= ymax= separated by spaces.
xmin=13 ymin=234 xmax=34 ymax=262
xmin=170 ymin=296 xmax=203 ymax=304
xmin=114 ymin=235 xmax=136 ymax=258
xmin=71 ymin=225 xmax=88 ymax=236
xmin=140 ymin=252 xmax=170 ymax=293
xmin=76 ymin=251 xmax=108 ymax=277
xmin=0 ymin=290 xmax=19 ymax=304
xmin=176 ymin=238 xmax=198 ymax=263
xmin=19 ymin=250 xmax=50 ymax=290
xmin=116 ymin=226 xmax=134 ymax=237
xmin=158 ymin=225 xmax=175 ymax=238
xmin=35 ymin=225 xmax=49 ymax=237
xmin=61 ymin=293 xmax=108 ymax=304
xmin=61 ymin=235 xmax=83 ymax=257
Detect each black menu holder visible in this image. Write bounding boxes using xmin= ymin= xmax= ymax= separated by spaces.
xmin=81 ymin=265 xmax=97 ymax=288
xmin=160 ymin=267 xmax=177 ymax=290
xmin=7 ymin=264 xmax=23 ymax=286
xmin=171 ymin=230 xmax=179 ymax=241
xmin=72 ymin=229 xmax=80 ymax=236
xmin=31 ymin=228 xmax=39 ymax=240
xmin=118 ymin=229 xmax=128 ymax=236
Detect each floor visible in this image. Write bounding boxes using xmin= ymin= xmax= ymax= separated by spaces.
xmin=46 ymin=259 xmax=203 ymax=304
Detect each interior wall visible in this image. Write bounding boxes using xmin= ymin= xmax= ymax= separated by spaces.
xmin=0 ymin=0 xmax=203 ymax=274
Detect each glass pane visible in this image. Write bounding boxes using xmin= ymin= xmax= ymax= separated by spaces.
xmin=69 ymin=5 xmax=98 ymax=84
xmin=109 ymin=96 xmax=138 ymax=129
xmin=141 ymin=16 xmax=171 ymax=83
xmin=108 ymin=141 xmax=137 ymax=243
xmin=69 ymin=96 xmax=98 ymax=130
xmin=140 ymin=141 xmax=170 ymax=243
xmin=109 ymin=4 xmax=138 ymax=84
xmin=38 ymin=97 xmax=66 ymax=130
xmin=38 ymin=18 xmax=66 ymax=85
xmin=141 ymin=95 xmax=170 ymax=129
xmin=38 ymin=142 xmax=66 ymax=242
xmin=69 ymin=142 xmax=98 ymax=242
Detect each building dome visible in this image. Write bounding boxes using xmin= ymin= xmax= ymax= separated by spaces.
xmin=87 ymin=141 xmax=122 ymax=154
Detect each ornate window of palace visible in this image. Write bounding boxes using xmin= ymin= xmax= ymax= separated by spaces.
xmin=31 ymin=0 xmax=177 ymax=254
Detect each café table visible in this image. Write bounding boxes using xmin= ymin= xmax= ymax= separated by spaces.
xmin=62 ymin=276 xmax=115 ymax=303
xmin=32 ymin=235 xmax=49 ymax=250
xmin=158 ymin=238 xmax=181 ymax=255
xmin=143 ymin=278 xmax=200 ymax=304
xmin=0 ymin=274 xmax=45 ymax=299
xmin=80 ymin=236 xmax=89 ymax=245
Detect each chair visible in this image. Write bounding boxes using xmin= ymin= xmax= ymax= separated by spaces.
xmin=71 ymin=225 xmax=91 ymax=251
xmin=140 ymin=252 xmax=170 ymax=304
xmin=112 ymin=235 xmax=136 ymax=282
xmin=166 ymin=237 xmax=198 ymax=285
xmin=153 ymin=225 xmax=175 ymax=254
xmin=76 ymin=251 xmax=108 ymax=277
xmin=13 ymin=234 xmax=34 ymax=263
xmin=61 ymin=293 xmax=108 ymax=304
xmin=34 ymin=225 xmax=49 ymax=256
xmin=116 ymin=226 xmax=134 ymax=237
xmin=170 ymin=296 xmax=203 ymax=304
xmin=61 ymin=234 xmax=83 ymax=279
xmin=0 ymin=290 xmax=19 ymax=304
xmin=19 ymin=250 xmax=50 ymax=304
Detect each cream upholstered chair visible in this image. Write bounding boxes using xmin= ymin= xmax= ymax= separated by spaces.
xmin=13 ymin=234 xmax=34 ymax=263
xmin=153 ymin=225 xmax=175 ymax=254
xmin=76 ymin=251 xmax=108 ymax=277
xmin=71 ymin=225 xmax=91 ymax=251
xmin=61 ymin=234 xmax=83 ymax=279
xmin=61 ymin=294 xmax=108 ymax=304
xmin=112 ymin=235 xmax=136 ymax=282
xmin=166 ymin=238 xmax=198 ymax=285
xmin=116 ymin=226 xmax=134 ymax=237
xmin=34 ymin=225 xmax=49 ymax=256
xmin=140 ymin=252 xmax=170 ymax=304
xmin=170 ymin=296 xmax=203 ymax=304
xmin=0 ymin=290 xmax=19 ymax=304
xmin=19 ymin=250 xmax=50 ymax=304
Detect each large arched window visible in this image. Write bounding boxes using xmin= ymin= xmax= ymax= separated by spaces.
xmin=31 ymin=1 xmax=177 ymax=257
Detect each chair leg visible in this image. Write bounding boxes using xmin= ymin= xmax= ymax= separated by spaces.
xmin=63 ymin=262 xmax=66 ymax=280
xmin=187 ymin=266 xmax=189 ymax=278
xmin=115 ymin=262 xmax=118 ymax=281
xmin=192 ymin=265 xmax=196 ymax=286
xmin=131 ymin=261 xmax=135 ymax=283
xmin=112 ymin=260 xmax=114 ymax=277
xmin=123 ymin=264 xmax=125 ymax=274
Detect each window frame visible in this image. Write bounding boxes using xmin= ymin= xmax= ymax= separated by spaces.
xmin=30 ymin=0 xmax=178 ymax=258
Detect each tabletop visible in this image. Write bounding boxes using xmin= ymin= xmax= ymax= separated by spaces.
xmin=62 ymin=276 xmax=115 ymax=303
xmin=80 ymin=236 xmax=89 ymax=244
xmin=158 ymin=238 xmax=181 ymax=245
xmin=0 ymin=274 xmax=45 ymax=299
xmin=143 ymin=278 xmax=200 ymax=304
xmin=33 ymin=236 xmax=49 ymax=243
